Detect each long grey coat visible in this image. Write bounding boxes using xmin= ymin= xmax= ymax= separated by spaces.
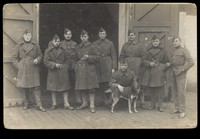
xmin=12 ymin=41 xmax=42 ymax=88
xmin=44 ymin=42 xmax=70 ymax=92
xmin=119 ymin=40 xmax=142 ymax=77
xmin=140 ymin=44 xmax=167 ymax=87
xmin=74 ymin=41 xmax=99 ymax=90
xmin=93 ymin=38 xmax=117 ymax=83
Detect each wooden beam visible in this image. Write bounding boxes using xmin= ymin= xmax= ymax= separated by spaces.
xmin=3 ymin=57 xmax=12 ymax=63
xmin=3 ymin=14 xmax=34 ymax=21
xmin=19 ymin=4 xmax=31 ymax=15
xmin=3 ymin=30 xmax=19 ymax=44
xmin=137 ymin=4 xmax=159 ymax=22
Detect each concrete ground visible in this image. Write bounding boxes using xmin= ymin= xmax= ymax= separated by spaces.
xmin=3 ymin=92 xmax=197 ymax=129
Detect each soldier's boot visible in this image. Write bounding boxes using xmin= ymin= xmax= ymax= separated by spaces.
xmin=51 ymin=92 xmax=57 ymax=110
xmin=63 ymin=91 xmax=74 ymax=110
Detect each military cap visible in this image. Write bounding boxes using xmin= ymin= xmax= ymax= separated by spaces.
xmin=99 ymin=27 xmax=106 ymax=32
xmin=52 ymin=34 xmax=60 ymax=41
xmin=24 ymin=29 xmax=31 ymax=34
xmin=128 ymin=29 xmax=135 ymax=35
xmin=81 ymin=29 xmax=88 ymax=36
xmin=152 ymin=35 xmax=159 ymax=40
xmin=64 ymin=28 xmax=71 ymax=34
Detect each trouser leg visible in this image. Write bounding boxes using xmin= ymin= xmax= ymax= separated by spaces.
xmin=32 ymin=86 xmax=42 ymax=107
xmin=52 ymin=92 xmax=57 ymax=106
xmin=157 ymin=87 xmax=164 ymax=108
xmin=140 ymin=85 xmax=146 ymax=104
xmin=81 ymin=90 xmax=88 ymax=106
xmin=70 ymin=70 xmax=81 ymax=103
xmin=89 ymin=89 xmax=95 ymax=108
xmin=23 ymin=88 xmax=30 ymax=106
xmin=150 ymin=87 xmax=156 ymax=108
xmin=177 ymin=78 xmax=186 ymax=113
xmin=63 ymin=91 xmax=70 ymax=106
xmin=172 ymin=76 xmax=179 ymax=110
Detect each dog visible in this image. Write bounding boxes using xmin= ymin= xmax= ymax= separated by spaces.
xmin=105 ymin=79 xmax=142 ymax=114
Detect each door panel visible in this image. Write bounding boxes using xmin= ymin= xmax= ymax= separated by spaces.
xmin=3 ymin=3 xmax=38 ymax=107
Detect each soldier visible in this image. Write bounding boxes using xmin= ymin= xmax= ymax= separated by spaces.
xmin=166 ymin=37 xmax=194 ymax=118
xmin=44 ymin=34 xmax=74 ymax=110
xmin=93 ymin=27 xmax=117 ymax=106
xmin=12 ymin=29 xmax=46 ymax=112
xmin=60 ymin=28 xmax=81 ymax=104
xmin=119 ymin=29 xmax=146 ymax=109
xmin=140 ymin=35 xmax=168 ymax=112
xmin=75 ymin=30 xmax=99 ymax=113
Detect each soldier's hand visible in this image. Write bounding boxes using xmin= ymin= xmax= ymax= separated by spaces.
xmin=33 ymin=59 xmax=38 ymax=64
xmin=81 ymin=57 xmax=86 ymax=61
xmin=84 ymin=54 xmax=89 ymax=59
xmin=165 ymin=63 xmax=171 ymax=67
xmin=112 ymin=69 xmax=115 ymax=73
xmin=150 ymin=62 xmax=156 ymax=67
xmin=83 ymin=54 xmax=89 ymax=60
xmin=55 ymin=64 xmax=62 ymax=68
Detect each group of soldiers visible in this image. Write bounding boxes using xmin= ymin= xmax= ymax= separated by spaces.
xmin=12 ymin=27 xmax=194 ymax=118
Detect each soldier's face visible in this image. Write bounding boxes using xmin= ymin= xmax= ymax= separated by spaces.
xmin=173 ymin=38 xmax=181 ymax=48
xmin=23 ymin=33 xmax=32 ymax=42
xmin=81 ymin=34 xmax=89 ymax=42
xmin=52 ymin=39 xmax=60 ymax=47
xmin=128 ymin=33 xmax=136 ymax=41
xmin=152 ymin=39 xmax=160 ymax=47
xmin=120 ymin=63 xmax=128 ymax=72
xmin=99 ymin=31 xmax=107 ymax=39
xmin=64 ymin=31 xmax=72 ymax=40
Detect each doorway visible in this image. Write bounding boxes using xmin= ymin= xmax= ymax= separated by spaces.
xmin=39 ymin=4 xmax=119 ymax=103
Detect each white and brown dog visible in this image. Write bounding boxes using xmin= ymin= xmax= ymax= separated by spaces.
xmin=105 ymin=79 xmax=142 ymax=114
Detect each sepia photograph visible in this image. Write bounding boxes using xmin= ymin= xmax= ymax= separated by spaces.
xmin=3 ymin=3 xmax=197 ymax=129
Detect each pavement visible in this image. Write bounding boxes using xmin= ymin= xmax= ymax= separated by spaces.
xmin=3 ymin=92 xmax=197 ymax=129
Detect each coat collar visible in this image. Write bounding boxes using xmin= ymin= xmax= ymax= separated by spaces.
xmin=63 ymin=39 xmax=72 ymax=45
xmin=48 ymin=41 xmax=65 ymax=50
xmin=127 ymin=40 xmax=137 ymax=45
xmin=148 ymin=45 xmax=162 ymax=57
xmin=21 ymin=41 xmax=36 ymax=54
xmin=79 ymin=40 xmax=91 ymax=48
xmin=48 ymin=41 xmax=64 ymax=58
xmin=97 ymin=38 xmax=109 ymax=44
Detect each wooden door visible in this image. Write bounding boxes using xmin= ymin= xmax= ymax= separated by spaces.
xmin=129 ymin=4 xmax=179 ymax=46
xmin=128 ymin=4 xmax=179 ymax=99
xmin=3 ymin=3 xmax=38 ymax=107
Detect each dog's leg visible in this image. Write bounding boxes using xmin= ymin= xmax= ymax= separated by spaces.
xmin=128 ymin=98 xmax=133 ymax=113
xmin=133 ymin=97 xmax=138 ymax=113
xmin=111 ymin=97 xmax=119 ymax=114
